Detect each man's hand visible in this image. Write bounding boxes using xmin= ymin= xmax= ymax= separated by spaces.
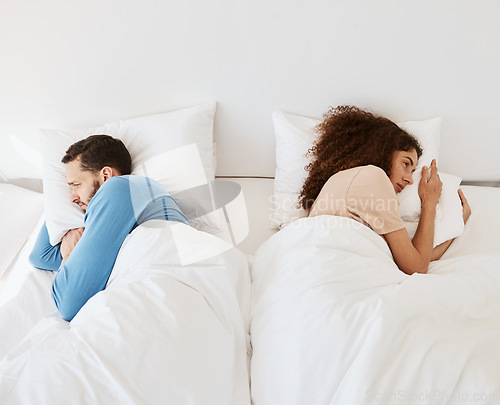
xmin=458 ymin=189 xmax=471 ymax=225
xmin=61 ymin=227 xmax=84 ymax=263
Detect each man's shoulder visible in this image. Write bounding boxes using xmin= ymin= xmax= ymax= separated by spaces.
xmin=93 ymin=176 xmax=137 ymax=199
xmin=105 ymin=175 xmax=161 ymax=187
xmin=86 ymin=175 xmax=168 ymax=213
xmin=109 ymin=175 xmax=169 ymax=197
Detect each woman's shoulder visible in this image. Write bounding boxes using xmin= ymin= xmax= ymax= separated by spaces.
xmin=352 ymin=165 xmax=394 ymax=188
xmin=356 ymin=164 xmax=386 ymax=176
xmin=325 ymin=165 xmax=386 ymax=184
xmin=321 ymin=165 xmax=394 ymax=197
xmin=354 ymin=165 xmax=389 ymax=182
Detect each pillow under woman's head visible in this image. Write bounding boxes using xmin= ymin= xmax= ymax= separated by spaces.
xmin=271 ymin=109 xmax=442 ymax=228
xmin=271 ymin=108 xmax=464 ymax=246
xmin=298 ymin=105 xmax=424 ymax=212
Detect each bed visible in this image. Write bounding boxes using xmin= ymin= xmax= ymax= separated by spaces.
xmin=0 ymin=218 xmax=251 ymax=404
xmin=1 ymin=2 xmax=500 ymax=402
xmin=2 ymin=174 xmax=499 ymax=405
xmin=1 ymin=104 xmax=500 ymax=405
xmin=250 ymin=185 xmax=500 ymax=404
xmin=0 ymin=105 xmax=254 ymax=404
xmin=247 ymin=112 xmax=500 ymax=404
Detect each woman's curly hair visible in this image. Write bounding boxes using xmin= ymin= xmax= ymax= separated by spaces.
xmin=298 ymin=105 xmax=423 ymax=211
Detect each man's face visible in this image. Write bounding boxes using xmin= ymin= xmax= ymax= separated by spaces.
xmin=66 ymin=158 xmax=102 ymax=212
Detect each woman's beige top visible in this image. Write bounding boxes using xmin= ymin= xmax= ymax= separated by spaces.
xmin=308 ymin=165 xmax=405 ymax=235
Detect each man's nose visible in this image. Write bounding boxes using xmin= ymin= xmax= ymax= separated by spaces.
xmin=405 ymin=176 xmax=414 ymax=185
xmin=70 ymin=191 xmax=79 ymax=203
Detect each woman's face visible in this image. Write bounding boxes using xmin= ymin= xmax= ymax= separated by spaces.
xmin=389 ymin=149 xmax=418 ymax=194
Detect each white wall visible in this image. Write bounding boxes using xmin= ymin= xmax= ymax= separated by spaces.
xmin=1 ymin=0 xmax=499 ymax=180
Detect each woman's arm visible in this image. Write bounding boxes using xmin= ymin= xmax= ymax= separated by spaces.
xmin=384 ymin=160 xmax=442 ymax=275
xmin=431 ymin=239 xmax=454 ymax=261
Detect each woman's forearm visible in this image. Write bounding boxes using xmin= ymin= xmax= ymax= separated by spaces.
xmin=431 ymin=239 xmax=454 ymax=261
xmin=411 ymin=203 xmax=437 ymax=266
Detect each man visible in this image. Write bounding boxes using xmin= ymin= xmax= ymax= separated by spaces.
xmin=30 ymin=135 xmax=189 ymax=321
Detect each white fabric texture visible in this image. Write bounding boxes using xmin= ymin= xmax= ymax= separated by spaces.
xmin=403 ymin=172 xmax=465 ymax=246
xmin=0 ymin=217 xmax=56 ymax=355
xmin=271 ymin=110 xmax=443 ymax=229
xmin=251 ymin=214 xmax=500 ymax=405
xmin=40 ymin=102 xmax=219 ymax=245
xmin=443 ymin=185 xmax=500 ymax=258
xmin=0 ymin=220 xmax=251 ymax=405
xmin=0 ymin=184 xmax=44 ymax=278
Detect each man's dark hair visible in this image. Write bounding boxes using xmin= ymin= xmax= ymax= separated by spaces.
xmin=61 ymin=135 xmax=132 ymax=175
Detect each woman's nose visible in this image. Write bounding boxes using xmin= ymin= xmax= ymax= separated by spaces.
xmin=405 ymin=176 xmax=414 ymax=185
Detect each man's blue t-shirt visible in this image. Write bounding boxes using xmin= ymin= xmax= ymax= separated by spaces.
xmin=30 ymin=175 xmax=189 ymax=321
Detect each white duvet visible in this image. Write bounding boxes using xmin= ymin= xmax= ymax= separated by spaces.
xmin=0 ymin=220 xmax=251 ymax=405
xmin=251 ymin=215 xmax=500 ymax=405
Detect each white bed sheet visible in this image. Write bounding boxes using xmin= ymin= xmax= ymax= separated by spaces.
xmin=0 ymin=220 xmax=252 ymax=405
xmin=0 ymin=183 xmax=44 ymax=281
xmin=0 ymin=216 xmax=56 ymax=356
xmin=214 ymin=177 xmax=277 ymax=255
xmin=250 ymin=185 xmax=500 ymax=404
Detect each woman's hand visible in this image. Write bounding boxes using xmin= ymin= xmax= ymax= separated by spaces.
xmin=418 ymin=159 xmax=442 ymax=207
xmin=458 ymin=189 xmax=471 ymax=224
xmin=61 ymin=227 xmax=84 ymax=263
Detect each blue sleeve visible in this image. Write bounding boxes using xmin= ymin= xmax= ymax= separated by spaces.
xmin=29 ymin=222 xmax=62 ymax=271
xmin=51 ymin=178 xmax=138 ymax=321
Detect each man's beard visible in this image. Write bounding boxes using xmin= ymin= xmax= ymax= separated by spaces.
xmin=81 ymin=180 xmax=101 ymax=211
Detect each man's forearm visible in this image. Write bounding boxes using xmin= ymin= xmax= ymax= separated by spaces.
xmin=29 ymin=222 xmax=62 ymax=271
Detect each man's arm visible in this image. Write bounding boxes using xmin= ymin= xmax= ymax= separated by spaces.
xmin=51 ymin=178 xmax=138 ymax=321
xmin=29 ymin=222 xmax=62 ymax=271
xmin=60 ymin=227 xmax=84 ymax=263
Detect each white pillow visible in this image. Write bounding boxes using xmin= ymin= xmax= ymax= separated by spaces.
xmin=40 ymin=102 xmax=219 ymax=245
xmin=396 ymin=118 xmax=442 ymax=221
xmin=403 ymin=173 xmax=464 ymax=247
xmin=271 ymin=110 xmax=443 ymax=229
xmin=442 ymin=185 xmax=500 ymax=258
xmin=0 ymin=184 xmax=44 ymax=277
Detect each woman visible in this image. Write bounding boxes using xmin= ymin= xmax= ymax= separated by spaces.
xmin=298 ymin=106 xmax=471 ymax=275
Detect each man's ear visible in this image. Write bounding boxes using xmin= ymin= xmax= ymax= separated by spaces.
xmin=100 ymin=166 xmax=118 ymax=182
